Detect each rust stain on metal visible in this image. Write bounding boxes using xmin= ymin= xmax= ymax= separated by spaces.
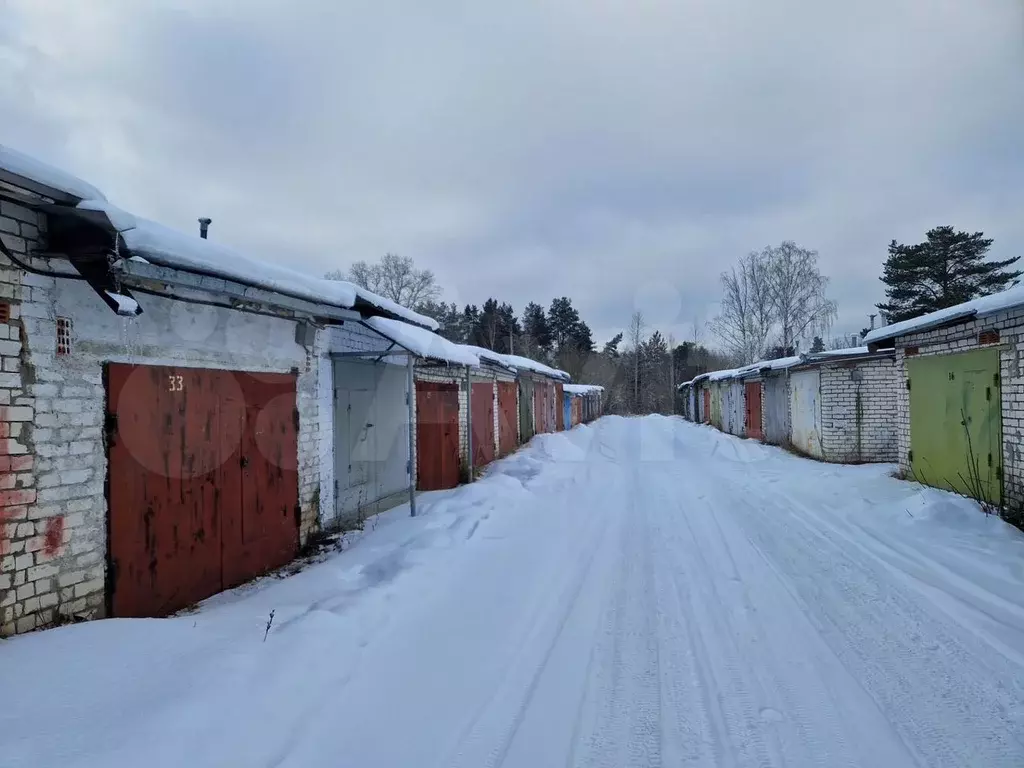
xmin=416 ymin=381 xmax=460 ymax=490
xmin=497 ymin=382 xmax=518 ymax=456
xmin=471 ymin=382 xmax=495 ymax=468
xmin=107 ymin=363 xmax=299 ymax=618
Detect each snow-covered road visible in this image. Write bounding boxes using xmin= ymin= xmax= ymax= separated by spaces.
xmin=4 ymin=416 xmax=1024 ymax=767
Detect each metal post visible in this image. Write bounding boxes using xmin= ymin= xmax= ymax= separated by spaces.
xmin=465 ymin=366 xmax=474 ymax=482
xmin=407 ymin=354 xmax=417 ymax=517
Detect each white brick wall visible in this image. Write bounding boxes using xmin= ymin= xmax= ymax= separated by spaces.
xmin=890 ymin=308 xmax=1024 ymax=511
xmin=0 ymin=185 xmax=346 ymax=635
xmin=818 ymin=356 xmax=900 ymax=463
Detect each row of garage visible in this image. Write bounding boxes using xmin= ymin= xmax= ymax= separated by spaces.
xmin=682 ymin=281 xmax=1024 ymax=513
xmin=679 ymin=348 xmax=901 ymax=464
xmin=0 ymin=146 xmax=605 ymax=634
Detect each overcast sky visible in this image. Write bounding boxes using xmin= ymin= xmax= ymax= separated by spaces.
xmin=2 ymin=0 xmax=1022 ymax=346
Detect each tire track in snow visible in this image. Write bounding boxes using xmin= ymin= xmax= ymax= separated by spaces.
xmin=437 ymin=455 xmax=619 ymax=768
xmin=711 ymin=454 xmax=1024 ymax=766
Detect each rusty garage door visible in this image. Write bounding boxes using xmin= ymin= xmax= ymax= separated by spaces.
xmin=745 ymin=381 xmax=763 ymax=440
xmin=416 ymin=380 xmax=460 ymax=490
xmin=106 ymin=364 xmax=298 ymax=618
xmin=497 ymin=381 xmax=518 ymax=456
xmin=471 ymin=381 xmax=495 ymax=468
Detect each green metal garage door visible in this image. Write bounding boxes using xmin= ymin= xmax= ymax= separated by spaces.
xmin=908 ymin=348 xmax=1002 ymax=505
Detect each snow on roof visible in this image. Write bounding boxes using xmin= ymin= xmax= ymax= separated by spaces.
xmin=707 ymin=367 xmax=744 ymax=382
xmin=564 ymin=384 xmax=603 ymax=395
xmin=79 ymin=200 xmax=439 ymax=330
xmin=365 ymin=317 xmax=479 ymax=366
xmin=498 ymin=354 xmax=571 ymax=381
xmin=863 ymin=284 xmax=1024 ymax=345
xmin=460 ymin=345 xmax=517 ymax=370
xmin=808 ymin=346 xmax=870 ymax=358
xmin=755 ymin=355 xmax=803 ymax=371
xmin=0 ymin=144 xmax=106 ymax=201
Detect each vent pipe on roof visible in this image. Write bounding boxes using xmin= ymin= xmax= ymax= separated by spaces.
xmin=198 ymin=217 xmax=211 ymax=239
xmin=869 ymin=313 xmax=877 ymax=330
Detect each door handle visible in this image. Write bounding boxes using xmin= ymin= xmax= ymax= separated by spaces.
xmin=240 ymin=456 xmax=250 ymax=468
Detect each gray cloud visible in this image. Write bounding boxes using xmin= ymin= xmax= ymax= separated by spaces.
xmin=2 ymin=0 xmax=1022 ymax=346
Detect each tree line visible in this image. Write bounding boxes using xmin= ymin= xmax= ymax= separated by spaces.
xmin=327 ymin=226 xmax=1020 ymax=417
xmin=324 ymin=253 xmax=722 ymax=415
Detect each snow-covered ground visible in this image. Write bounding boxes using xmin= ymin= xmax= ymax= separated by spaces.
xmin=3 ymin=416 xmax=1024 ymax=767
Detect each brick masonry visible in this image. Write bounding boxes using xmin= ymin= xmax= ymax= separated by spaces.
xmin=889 ymin=308 xmax=1024 ymax=511
xmin=0 ymin=186 xmax=339 ymax=636
xmin=818 ymin=356 xmax=900 ymax=463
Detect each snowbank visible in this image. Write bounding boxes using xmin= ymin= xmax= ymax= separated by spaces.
xmin=0 ymin=144 xmax=106 ymax=201
xmin=864 ymin=284 xmax=1024 ymax=345
xmin=366 ymin=316 xmax=480 ymax=366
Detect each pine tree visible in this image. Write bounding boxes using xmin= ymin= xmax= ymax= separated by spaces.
xmin=547 ymin=297 xmax=581 ymax=350
xmin=810 ymin=336 xmax=825 ymax=353
xmin=522 ymin=302 xmax=552 ymax=353
xmin=602 ymin=333 xmax=623 ymax=358
xmin=878 ymin=227 xmax=1021 ymax=323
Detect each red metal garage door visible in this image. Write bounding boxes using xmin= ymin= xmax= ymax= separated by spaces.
xmin=416 ymin=381 xmax=460 ymax=490
xmin=703 ymin=390 xmax=711 ymax=423
xmin=745 ymin=381 xmax=763 ymax=440
xmin=497 ymin=381 xmax=518 ymax=456
xmin=106 ymin=364 xmax=299 ymax=618
xmin=471 ymin=381 xmax=495 ymax=468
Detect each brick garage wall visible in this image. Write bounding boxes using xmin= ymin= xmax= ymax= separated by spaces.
xmin=819 ymin=356 xmax=900 ymax=463
xmin=0 ymin=198 xmax=46 ymax=636
xmin=892 ymin=308 xmax=1024 ymax=511
xmin=1 ymin=191 xmax=339 ymax=636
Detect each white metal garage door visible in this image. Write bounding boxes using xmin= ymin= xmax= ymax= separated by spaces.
xmin=334 ymin=360 xmax=410 ymax=519
xmin=789 ymin=368 xmax=822 ymax=459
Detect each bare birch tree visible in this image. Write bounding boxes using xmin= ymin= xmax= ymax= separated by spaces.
xmin=764 ymin=241 xmax=837 ymax=351
xmin=710 ymin=252 xmax=774 ymax=364
xmin=627 ymin=311 xmax=646 ymax=412
xmin=326 ymin=253 xmax=440 ymax=309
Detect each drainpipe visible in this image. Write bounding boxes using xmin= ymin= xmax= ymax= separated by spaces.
xmin=407 ymin=355 xmax=417 ymax=517
xmin=198 ymin=217 xmax=212 ymax=239
xmin=465 ymin=366 xmax=474 ymax=482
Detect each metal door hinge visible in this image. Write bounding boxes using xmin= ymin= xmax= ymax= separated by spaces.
xmin=908 ymin=450 xmax=914 ymax=462
xmin=988 ymin=452 xmax=993 ymax=467
xmin=905 ymin=379 xmax=911 ymax=391
xmin=293 ymin=408 xmax=300 ymax=431
xmin=986 ymin=386 xmax=992 ymax=401
xmin=994 ymin=372 xmax=1001 ymax=388
xmin=406 ymin=459 xmax=411 ymax=475
xmin=996 ymin=465 xmax=1004 ymax=480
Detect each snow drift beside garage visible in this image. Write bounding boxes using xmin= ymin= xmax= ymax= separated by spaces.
xmin=864 ymin=284 xmax=1024 ymax=345
xmin=366 ymin=316 xmax=480 ymax=367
